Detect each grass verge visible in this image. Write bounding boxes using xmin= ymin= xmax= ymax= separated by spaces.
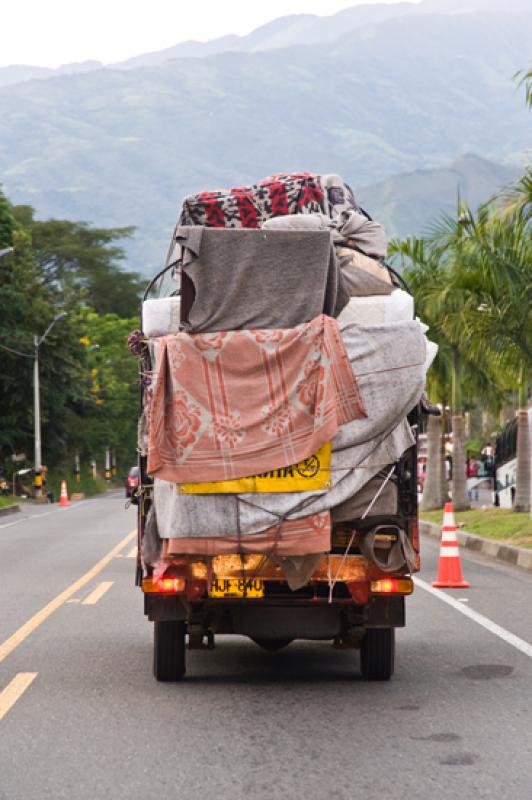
xmin=421 ymin=508 xmax=532 ymax=549
xmin=0 ymin=496 xmax=18 ymax=508
xmin=47 ymin=472 xmax=122 ymax=500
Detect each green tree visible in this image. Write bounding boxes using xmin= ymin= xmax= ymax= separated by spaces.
xmin=390 ymin=207 xmax=517 ymax=511
xmin=457 ymin=208 xmax=531 ymax=512
xmin=75 ymin=308 xmax=139 ymax=472
xmin=11 ymin=207 xmax=143 ymax=317
xmin=0 ymin=191 xmax=141 ymax=476
xmin=0 ymin=184 xmax=15 ymax=248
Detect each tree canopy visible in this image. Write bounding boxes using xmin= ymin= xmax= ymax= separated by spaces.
xmin=0 ymin=187 xmax=140 ymax=474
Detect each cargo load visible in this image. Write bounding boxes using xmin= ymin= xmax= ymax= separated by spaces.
xmin=131 ymin=172 xmax=437 ymax=682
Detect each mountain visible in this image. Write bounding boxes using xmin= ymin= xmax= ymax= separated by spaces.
xmin=358 ymin=154 xmax=521 ymax=239
xmin=115 ymin=3 xmax=419 ymax=69
xmin=0 ymin=6 xmax=530 ymax=274
xmin=0 ymin=61 xmax=103 ymax=89
xmin=422 ymin=0 xmax=530 ymax=11
xmin=0 ymin=3 xmax=420 ymax=83
xmin=3 ymin=0 xmax=530 ymax=85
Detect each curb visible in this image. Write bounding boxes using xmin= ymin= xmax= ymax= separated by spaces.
xmin=420 ymin=520 xmax=532 ymax=572
xmin=0 ymin=504 xmax=21 ymax=518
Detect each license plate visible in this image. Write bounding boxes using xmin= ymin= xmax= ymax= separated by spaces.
xmin=210 ymin=578 xmax=264 ymax=598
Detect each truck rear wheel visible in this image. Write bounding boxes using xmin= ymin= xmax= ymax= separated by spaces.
xmin=360 ymin=628 xmax=395 ymax=681
xmin=153 ymin=620 xmax=186 ymax=681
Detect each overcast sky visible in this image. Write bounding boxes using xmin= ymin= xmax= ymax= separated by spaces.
xmin=2 ymin=0 xmax=419 ymax=68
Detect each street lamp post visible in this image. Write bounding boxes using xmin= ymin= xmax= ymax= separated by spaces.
xmin=34 ymin=334 xmax=42 ymax=476
xmin=0 ymin=251 xmax=67 ymax=494
xmin=33 ymin=312 xmax=67 ymax=495
xmin=0 ymin=303 xmax=67 ymax=497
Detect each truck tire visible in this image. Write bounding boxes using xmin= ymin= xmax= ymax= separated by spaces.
xmin=251 ymin=638 xmax=293 ymax=652
xmin=360 ymin=628 xmax=395 ymax=681
xmin=153 ymin=621 xmax=186 ymax=681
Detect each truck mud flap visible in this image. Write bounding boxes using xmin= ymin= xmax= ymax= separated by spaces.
xmin=365 ymin=596 xmax=405 ymax=628
xmin=144 ymin=594 xmax=189 ymax=622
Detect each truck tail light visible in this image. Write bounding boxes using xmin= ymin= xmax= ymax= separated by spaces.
xmin=157 ymin=577 xmax=186 ymax=593
xmin=370 ymin=578 xmax=413 ymax=595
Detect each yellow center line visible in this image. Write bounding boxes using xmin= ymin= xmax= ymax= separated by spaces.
xmin=82 ymin=581 xmax=114 ymax=605
xmin=126 ymin=546 xmax=137 ymax=558
xmin=0 ymin=529 xmax=137 ymax=665
xmin=0 ymin=673 xmax=38 ymax=721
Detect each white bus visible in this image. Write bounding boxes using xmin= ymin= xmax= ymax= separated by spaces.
xmin=495 ymin=409 xmax=532 ymax=509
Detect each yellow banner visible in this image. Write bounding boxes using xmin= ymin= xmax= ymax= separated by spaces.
xmin=177 ymin=442 xmax=332 ymax=494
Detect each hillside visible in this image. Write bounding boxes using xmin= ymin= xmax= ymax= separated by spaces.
xmin=2 ymin=0 xmax=529 ymax=81
xmin=0 ymin=6 xmax=530 ymax=273
xmin=0 ymin=61 xmax=103 ymax=89
xmin=359 ymin=154 xmax=520 ymax=239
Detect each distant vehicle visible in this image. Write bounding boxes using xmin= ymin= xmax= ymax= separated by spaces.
xmin=494 ymin=410 xmax=532 ymax=508
xmin=125 ymin=466 xmax=140 ymax=498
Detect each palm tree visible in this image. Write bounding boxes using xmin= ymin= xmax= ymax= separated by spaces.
xmin=390 ymin=204 xmax=518 ymax=511
xmin=421 ymin=343 xmax=452 ymax=511
xmin=421 ymin=413 xmax=442 ymax=510
xmin=514 ymin=370 xmax=531 ymax=513
xmin=391 ymin=217 xmax=476 ymax=509
xmin=459 ymin=208 xmax=531 ymax=513
xmin=388 ymin=237 xmax=448 ymax=509
xmin=517 ymin=66 xmax=532 ymax=109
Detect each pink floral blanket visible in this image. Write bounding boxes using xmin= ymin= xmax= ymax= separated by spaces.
xmin=147 ymin=314 xmax=366 ymax=483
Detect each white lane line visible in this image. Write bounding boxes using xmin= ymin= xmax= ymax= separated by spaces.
xmin=0 ymin=529 xmax=135 ymax=665
xmin=0 ymin=673 xmax=38 ymax=721
xmin=414 ymin=577 xmax=532 ymax=659
xmin=0 ymin=519 xmax=27 ymax=530
xmin=126 ymin=546 xmax=137 ymax=558
xmin=0 ymin=499 xmax=93 ymax=529
xmin=82 ymin=581 xmax=114 ymax=605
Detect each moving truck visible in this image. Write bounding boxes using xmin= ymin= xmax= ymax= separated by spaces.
xmin=134 ymin=174 xmax=426 ymax=682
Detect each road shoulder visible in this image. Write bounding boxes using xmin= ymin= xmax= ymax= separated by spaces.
xmin=0 ymin=503 xmax=21 ymax=517
xmin=420 ymin=520 xmax=532 ymax=572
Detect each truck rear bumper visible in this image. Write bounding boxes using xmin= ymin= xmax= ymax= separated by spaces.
xmin=142 ymin=552 xmax=412 ymax=639
xmin=144 ymin=592 xmax=405 ymax=635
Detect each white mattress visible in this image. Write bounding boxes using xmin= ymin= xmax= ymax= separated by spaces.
xmin=337 ymin=289 xmax=414 ymax=326
xmin=337 ymin=290 xmax=438 ymax=374
xmin=142 ymin=297 xmax=181 ymax=337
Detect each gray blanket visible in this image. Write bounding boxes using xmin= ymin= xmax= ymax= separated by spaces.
xmin=154 ymin=419 xmax=414 ymax=539
xmin=154 ymin=319 xmax=426 ymax=540
xmin=262 ymin=210 xmax=388 ymax=262
xmin=331 ymin=210 xmax=388 ymax=259
xmin=176 ymin=226 xmax=349 ymax=331
xmin=332 ymin=470 xmax=398 ymax=523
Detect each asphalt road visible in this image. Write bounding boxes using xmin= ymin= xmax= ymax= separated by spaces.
xmin=1 ymin=494 xmax=532 ymax=799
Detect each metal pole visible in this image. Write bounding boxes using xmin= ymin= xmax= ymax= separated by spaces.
xmin=31 ymin=312 xmax=67 ymax=498
xmin=33 ymin=335 xmax=42 ymax=496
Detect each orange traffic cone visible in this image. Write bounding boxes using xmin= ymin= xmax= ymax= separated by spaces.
xmin=432 ymin=502 xmax=469 ymax=588
xmin=59 ymin=480 xmax=70 ymax=507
